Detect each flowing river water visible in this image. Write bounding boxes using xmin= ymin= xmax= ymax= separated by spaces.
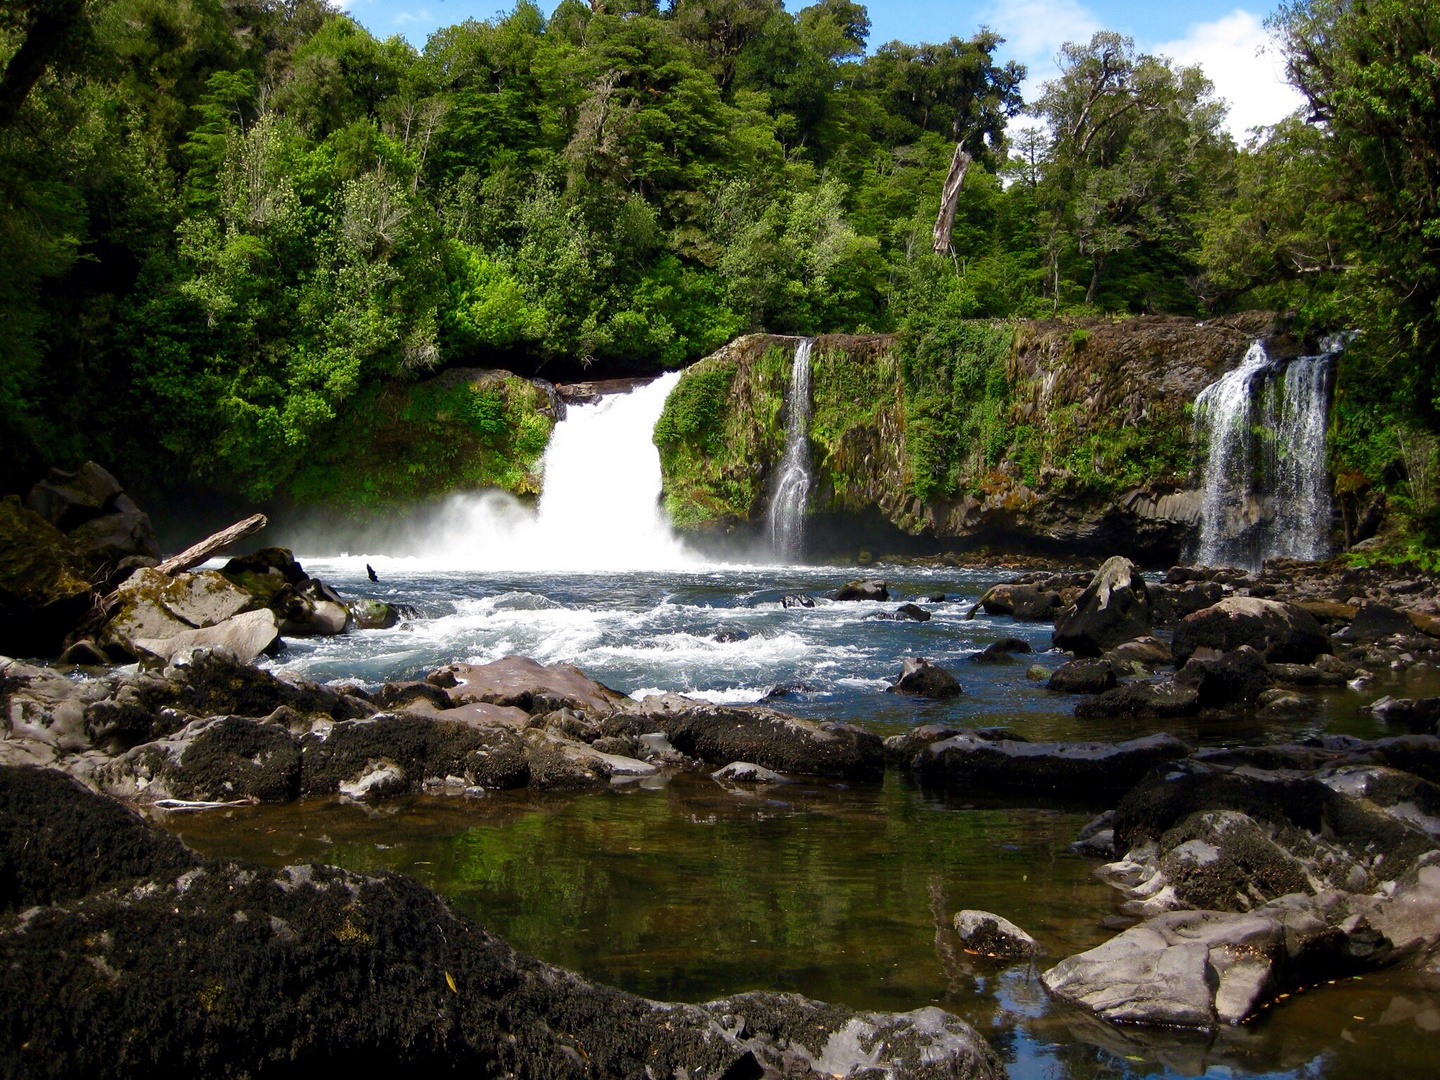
xmin=163 ymin=378 xmax=1439 ymax=1078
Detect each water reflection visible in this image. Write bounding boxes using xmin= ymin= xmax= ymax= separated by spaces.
xmin=163 ymin=773 xmax=1440 ymax=1079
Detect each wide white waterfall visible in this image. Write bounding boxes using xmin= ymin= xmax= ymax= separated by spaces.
xmin=766 ymin=338 xmax=814 ymax=562
xmin=1193 ymin=339 xmax=1339 ymax=568
xmin=314 ymin=372 xmax=698 ymax=572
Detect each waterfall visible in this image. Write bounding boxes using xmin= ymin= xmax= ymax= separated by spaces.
xmin=1193 ymin=340 xmax=1339 ymax=568
xmin=317 ymin=372 xmax=698 ymax=572
xmin=766 ymin=338 xmax=814 ymax=562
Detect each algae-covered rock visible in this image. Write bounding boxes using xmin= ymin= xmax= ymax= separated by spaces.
xmin=0 ymin=496 xmax=94 ymax=657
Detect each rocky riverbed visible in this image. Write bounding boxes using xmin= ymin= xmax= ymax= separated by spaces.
xmin=5 ymin=479 xmax=1440 ymax=1077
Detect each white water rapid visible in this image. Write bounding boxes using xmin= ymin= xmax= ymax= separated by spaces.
xmin=309 ymin=372 xmax=699 ymax=573
xmin=1193 ymin=339 xmax=1339 ymax=569
xmin=766 ymin=338 xmax=814 ymax=561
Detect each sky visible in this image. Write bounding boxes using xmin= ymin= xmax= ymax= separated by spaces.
xmin=337 ymin=0 xmax=1305 ymax=139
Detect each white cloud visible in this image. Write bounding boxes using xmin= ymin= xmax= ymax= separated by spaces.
xmin=394 ymin=8 xmax=433 ymax=27
xmin=982 ymin=0 xmax=1102 ymax=77
xmin=1155 ymin=9 xmax=1307 ymax=139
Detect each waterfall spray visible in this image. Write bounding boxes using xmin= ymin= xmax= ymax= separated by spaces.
xmin=1193 ymin=339 xmax=1339 ymax=568
xmin=766 ymin=339 xmax=814 ymax=562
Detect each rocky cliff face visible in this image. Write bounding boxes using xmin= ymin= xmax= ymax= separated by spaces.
xmin=655 ymin=313 xmax=1291 ymax=562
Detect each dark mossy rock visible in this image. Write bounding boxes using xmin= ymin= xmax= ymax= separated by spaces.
xmin=0 ymin=496 xmax=95 ymax=657
xmin=0 ymin=765 xmax=1004 ymax=1080
xmin=349 ymin=598 xmax=402 ymax=629
xmin=1174 ymin=645 xmax=1272 ymax=707
xmin=1172 ymin=597 xmax=1330 ymax=665
xmin=300 ymin=715 xmax=531 ymax=797
xmin=834 ymin=578 xmax=889 ymax=601
xmin=889 ymin=656 xmax=963 ymax=697
xmin=0 ymin=766 xmax=196 ymax=912
xmin=908 ymin=732 xmax=1190 ymax=800
xmin=160 ymin=650 xmax=372 ymax=722
xmin=1075 ymin=680 xmax=1200 ymax=719
xmin=1053 ymin=556 xmax=1153 ymax=657
xmin=219 ymin=547 xmax=308 ymax=601
xmin=613 ymin=695 xmax=885 ymax=780
xmin=1048 ymin=658 xmax=1118 ymax=693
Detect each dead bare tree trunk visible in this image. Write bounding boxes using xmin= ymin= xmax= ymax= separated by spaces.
xmin=156 ymin=514 xmax=268 ymax=576
xmin=931 ymin=143 xmax=973 ymax=255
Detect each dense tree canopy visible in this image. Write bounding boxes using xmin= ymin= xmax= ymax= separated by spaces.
xmin=0 ymin=0 xmax=1436 ymax=527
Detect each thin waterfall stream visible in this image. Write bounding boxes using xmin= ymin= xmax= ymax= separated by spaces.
xmin=766 ymin=338 xmax=814 ymax=561
xmin=1193 ymin=339 xmax=1340 ymax=568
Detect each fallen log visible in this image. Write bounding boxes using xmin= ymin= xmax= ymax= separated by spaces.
xmin=156 ymin=513 xmax=267 ymax=576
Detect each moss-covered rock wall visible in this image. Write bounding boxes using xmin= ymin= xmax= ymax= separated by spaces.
xmin=287 ymin=369 xmax=557 ymax=508
xmin=656 ymin=313 xmax=1285 ymax=559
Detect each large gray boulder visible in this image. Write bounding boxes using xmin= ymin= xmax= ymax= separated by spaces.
xmin=1053 ymin=556 xmax=1153 ymax=657
xmin=1172 ymin=596 xmax=1331 ymax=666
xmin=132 ymin=608 xmax=281 ymax=667
xmin=98 ymin=568 xmax=258 ymax=660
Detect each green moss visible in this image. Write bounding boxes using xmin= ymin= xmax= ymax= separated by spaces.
xmin=288 ymin=372 xmax=555 ymax=508
xmin=655 ymin=341 xmax=789 ymax=528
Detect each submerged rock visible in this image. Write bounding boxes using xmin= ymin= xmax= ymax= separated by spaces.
xmin=1173 ymin=645 xmax=1272 ymax=707
xmin=953 ymin=909 xmax=1039 ymax=959
xmin=1074 ymin=680 xmax=1200 ymax=720
xmin=712 ymin=760 xmax=786 ymax=783
xmin=0 ymin=765 xmax=1006 ymax=1080
xmin=888 ymin=657 xmax=962 ymax=698
xmin=1053 ymin=556 xmax=1153 ymax=657
xmin=970 ymin=637 xmax=1032 ymax=664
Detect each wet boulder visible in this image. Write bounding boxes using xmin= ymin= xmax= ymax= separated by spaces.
xmin=953 ymin=910 xmax=1039 ymax=959
xmin=1043 ymin=899 xmax=1345 ymax=1029
xmin=25 ymin=462 xmax=124 ymax=531
xmin=618 ymin=694 xmax=884 ymax=780
xmin=1047 ymin=658 xmax=1118 ymax=694
xmin=521 ymin=728 xmax=656 ymax=791
xmin=1074 ymin=680 xmax=1200 ymax=720
xmin=1053 ymin=556 xmax=1153 ymax=657
xmin=0 ymin=496 xmax=94 ymax=657
xmin=888 ymin=657 xmax=962 ymax=698
xmin=973 ymin=583 xmax=1062 ymax=620
xmin=0 ymin=768 xmax=1006 ymax=1080
xmin=907 ymin=732 xmax=1189 ymax=800
xmin=67 ymin=495 xmax=160 ymax=564
xmin=1339 ymin=601 xmax=1415 ymax=643
xmin=832 ymin=578 xmax=888 ymax=601
xmin=427 ymin=655 xmax=633 ymax=718
xmin=1173 ymin=645 xmax=1272 ymax=707
xmin=782 ymin=593 xmax=816 ymax=608
xmin=894 ymin=602 xmax=931 ymax=621
xmin=349 ymin=598 xmax=402 ymax=629
xmin=970 ymin=638 xmax=1032 ymax=664
xmin=1104 ymin=636 xmax=1173 ymax=673
xmin=1172 ymin=596 xmax=1330 ymax=666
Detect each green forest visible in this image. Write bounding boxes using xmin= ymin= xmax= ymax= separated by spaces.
xmin=1 ymin=0 xmax=1437 ymax=531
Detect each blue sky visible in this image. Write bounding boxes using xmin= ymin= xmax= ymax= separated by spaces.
xmin=337 ymin=1 xmax=1303 ymax=136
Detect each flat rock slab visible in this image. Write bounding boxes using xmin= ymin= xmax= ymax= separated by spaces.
xmin=428 ymin=655 xmax=633 ymax=717
xmin=133 ymin=609 xmax=280 ymax=667
xmin=908 ymin=732 xmax=1190 ymax=799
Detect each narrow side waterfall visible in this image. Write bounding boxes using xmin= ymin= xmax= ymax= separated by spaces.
xmin=766 ymin=338 xmax=814 ymax=562
xmin=317 ymin=372 xmax=697 ymax=572
xmin=1193 ymin=340 xmax=1339 ymax=568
